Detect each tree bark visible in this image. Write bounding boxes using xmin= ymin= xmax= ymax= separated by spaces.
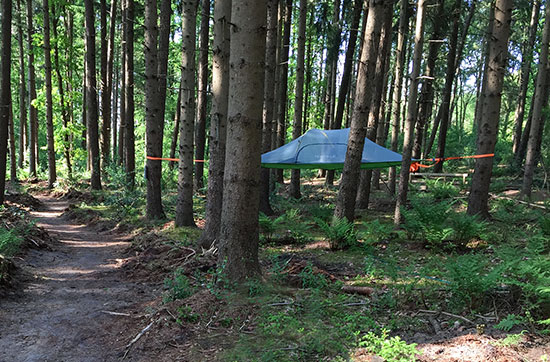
xmin=512 ymin=0 xmax=540 ymax=156
xmin=26 ymin=0 xmax=38 ymax=178
xmin=145 ymin=0 xmax=171 ymax=219
xmin=433 ymin=0 xmax=461 ymax=173
xmin=412 ymin=0 xmax=444 ymax=160
xmin=275 ymin=0 xmax=292 ymax=183
xmin=333 ymin=0 xmax=385 ymax=222
xmin=17 ymin=0 xmax=26 ymax=170
xmin=51 ymin=4 xmax=72 ymax=178
xmin=394 ymin=0 xmax=426 ymax=226
xmin=123 ymin=0 xmax=135 ymax=188
xmin=43 ymin=0 xmax=57 ymax=188
xmin=467 ymin=0 xmax=512 ymax=217
xmin=259 ymin=0 xmax=278 ymax=215
xmin=198 ymin=0 xmax=231 ymax=249
xmin=289 ymin=0 xmax=307 ymax=199
xmin=218 ymin=0 xmax=266 ymax=283
xmin=108 ymin=1 xmax=118 ymax=162
xmin=356 ymin=0 xmax=393 ymax=209
xmin=0 ymin=0 xmax=12 ymax=203
xmin=324 ymin=0 xmax=341 ymax=186
xmin=176 ymin=0 xmax=198 ymax=227
xmin=9 ymin=104 xmax=16 ymax=181
xmin=521 ymin=2 xmax=550 ymax=198
xmin=84 ymin=0 xmax=102 ymax=190
xmin=388 ymin=0 xmax=409 ymax=195
xmin=169 ymin=82 xmax=182 ymax=170
xmin=100 ymin=0 xmax=110 ymax=166
xmin=194 ymin=0 xmax=210 ymax=191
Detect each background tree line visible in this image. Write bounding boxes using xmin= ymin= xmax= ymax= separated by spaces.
xmin=0 ymin=0 xmax=549 ymax=282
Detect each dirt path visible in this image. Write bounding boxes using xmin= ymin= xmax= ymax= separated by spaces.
xmin=0 ymin=196 xmax=154 ymax=362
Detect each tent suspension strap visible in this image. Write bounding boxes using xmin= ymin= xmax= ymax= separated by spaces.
xmin=410 ymin=153 xmax=494 ymax=172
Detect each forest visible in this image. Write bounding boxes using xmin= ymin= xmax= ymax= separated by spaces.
xmin=0 ymin=0 xmax=549 ymax=360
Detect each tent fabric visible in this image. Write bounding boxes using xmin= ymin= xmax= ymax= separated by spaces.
xmin=261 ymin=128 xmax=403 ymax=170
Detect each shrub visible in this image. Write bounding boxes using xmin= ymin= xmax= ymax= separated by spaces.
xmin=316 ymin=217 xmax=357 ymax=250
xmin=448 ymin=212 xmax=488 ymax=246
xmin=163 ymin=268 xmax=195 ymax=302
xmin=402 ymin=199 xmax=454 ymax=247
xmin=358 ymin=329 xmax=418 ymax=361
xmin=425 ymin=179 xmax=460 ymax=199
xmin=0 ymin=228 xmax=23 ymax=258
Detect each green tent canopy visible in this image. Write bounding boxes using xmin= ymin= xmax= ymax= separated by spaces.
xmin=261 ymin=128 xmax=403 ymax=170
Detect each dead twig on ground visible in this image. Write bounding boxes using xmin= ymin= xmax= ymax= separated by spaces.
xmin=101 ymin=310 xmax=131 ymax=317
xmin=417 ymin=309 xmax=474 ymax=325
xmin=122 ymin=320 xmax=156 ymax=359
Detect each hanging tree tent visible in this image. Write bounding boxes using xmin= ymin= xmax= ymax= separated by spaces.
xmin=261 ymin=128 xmax=403 ymax=170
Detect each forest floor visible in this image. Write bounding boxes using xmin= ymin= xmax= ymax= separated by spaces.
xmin=1 ymin=176 xmax=549 ymax=361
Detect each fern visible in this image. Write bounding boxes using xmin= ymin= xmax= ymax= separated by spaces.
xmin=316 ymin=217 xmax=357 ymax=250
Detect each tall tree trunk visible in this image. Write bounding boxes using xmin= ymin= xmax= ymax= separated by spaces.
xmin=118 ymin=32 xmax=126 ymax=166
xmin=194 ymin=0 xmax=210 ymax=191
xmin=43 ymin=0 xmax=56 ymax=188
xmin=333 ymin=0 xmax=362 ymax=131
xmin=123 ymin=0 xmax=135 ymax=188
xmin=109 ymin=1 xmax=118 ymax=161
xmin=394 ymin=0 xmax=426 ymax=225
xmin=388 ymin=0 xmax=409 ymax=195
xmin=9 ymin=104 xmax=16 ymax=181
xmin=198 ymin=0 xmax=231 ymax=249
xmin=325 ymin=0 xmax=362 ymax=185
xmin=169 ymin=82 xmax=182 ymax=170
xmin=175 ymin=0 xmax=198 ymax=227
xmin=218 ymin=0 xmax=266 ymax=283
xmin=289 ymin=0 xmax=307 ymax=199
xmin=100 ymin=0 xmax=110 ymax=166
xmin=412 ymin=0 xmax=444 ymax=160
xmin=521 ymin=3 xmax=550 ymax=198
xmin=84 ymin=0 xmax=102 ymax=190
xmin=467 ymin=0 xmax=512 ymax=217
xmin=433 ymin=0 xmax=461 ymax=173
xmin=0 ymin=0 xmax=11 ymax=203
xmin=512 ymin=0 xmax=540 ymax=156
xmin=275 ymin=0 xmax=292 ymax=184
xmin=324 ymin=0 xmax=341 ymax=186
xmin=333 ymin=0 xmax=385 ymax=222
xmin=26 ymin=0 xmax=38 ymax=177
xmin=51 ymin=4 xmax=72 ymax=178
xmin=145 ymin=0 xmax=171 ymax=219
xmin=356 ymin=0 xmax=393 ymax=209
xmin=259 ymin=0 xmax=278 ymax=215
xmin=17 ymin=0 xmax=26 ymax=170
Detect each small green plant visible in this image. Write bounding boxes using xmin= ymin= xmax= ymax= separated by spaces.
xmin=402 ymin=199 xmax=454 ymax=247
xmin=361 ymin=219 xmax=394 ymax=244
xmin=444 ymin=254 xmax=502 ymax=311
xmin=299 ymin=263 xmax=329 ymax=289
xmin=176 ymin=306 xmax=200 ymax=324
xmin=490 ymin=331 xmax=526 ymax=347
xmin=358 ymin=329 xmax=418 ymax=361
xmin=539 ymin=216 xmax=550 ymax=236
xmin=448 ymin=212 xmax=488 ymax=246
xmin=0 ymin=228 xmax=23 ymax=258
xmin=426 ymin=179 xmax=460 ymax=199
xmin=495 ymin=314 xmax=525 ymax=332
xmin=259 ymin=212 xmax=285 ymax=242
xmin=316 ymin=217 xmax=357 ymax=250
xmin=307 ymin=204 xmax=335 ymax=222
xmin=163 ymin=268 xmax=195 ymax=302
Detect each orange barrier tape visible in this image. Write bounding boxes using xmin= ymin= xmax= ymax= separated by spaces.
xmin=146 ymin=156 xmax=205 ymax=162
xmin=410 ymin=153 xmax=494 ymax=172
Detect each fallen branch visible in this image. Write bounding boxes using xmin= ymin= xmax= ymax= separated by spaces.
xmin=342 ymin=285 xmax=375 ymax=296
xmin=101 ymin=310 xmax=131 ymax=317
xmin=418 ymin=309 xmax=474 ymax=325
xmin=122 ymin=320 xmax=155 ymax=359
xmin=490 ymin=193 xmax=550 ymax=211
